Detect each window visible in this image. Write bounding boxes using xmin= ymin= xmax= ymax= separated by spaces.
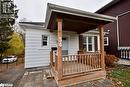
xmin=87 ymin=36 xmax=94 ymax=52
xmin=42 ymin=35 xmax=48 ymax=46
xmin=83 ymin=36 xmax=95 ymax=52
xmin=104 ymin=37 xmax=109 ymax=46
xmin=1 ymin=0 xmax=14 ymax=14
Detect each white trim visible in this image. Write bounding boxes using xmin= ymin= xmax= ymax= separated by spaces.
xmin=118 ymin=47 xmax=130 ymax=50
xmin=86 ymin=36 xmax=95 ymax=52
xmin=104 ymin=37 xmax=109 ymax=46
xmin=41 ymin=35 xmax=50 ymax=49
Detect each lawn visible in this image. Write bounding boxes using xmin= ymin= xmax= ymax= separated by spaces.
xmin=107 ymin=65 xmax=130 ymax=87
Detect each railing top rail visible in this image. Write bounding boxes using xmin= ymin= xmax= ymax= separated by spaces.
xmin=62 ymin=53 xmax=101 ymax=57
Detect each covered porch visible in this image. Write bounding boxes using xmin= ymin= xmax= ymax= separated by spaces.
xmin=45 ymin=3 xmax=116 ymax=86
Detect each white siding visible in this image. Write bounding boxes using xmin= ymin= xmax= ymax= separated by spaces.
xmin=25 ymin=28 xmax=79 ymax=68
xmin=25 ymin=29 xmax=51 ymax=68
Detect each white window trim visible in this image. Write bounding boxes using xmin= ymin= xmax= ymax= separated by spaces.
xmin=86 ymin=36 xmax=95 ymax=52
xmin=41 ymin=35 xmax=50 ymax=49
xmin=104 ymin=37 xmax=109 ymax=46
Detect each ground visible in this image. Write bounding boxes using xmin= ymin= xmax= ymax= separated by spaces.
xmin=107 ymin=65 xmax=130 ymax=87
xmin=18 ymin=67 xmax=113 ymax=87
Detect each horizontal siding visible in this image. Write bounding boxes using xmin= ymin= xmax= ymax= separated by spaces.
xmin=25 ymin=29 xmax=51 ymax=68
xmin=25 ymin=28 xmax=79 ymax=68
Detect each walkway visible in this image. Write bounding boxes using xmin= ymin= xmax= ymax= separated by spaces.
xmin=117 ymin=59 xmax=130 ymax=65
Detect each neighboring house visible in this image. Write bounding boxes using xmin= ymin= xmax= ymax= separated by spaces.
xmin=96 ymin=0 xmax=130 ymax=59
xmin=20 ymin=3 xmax=116 ymax=86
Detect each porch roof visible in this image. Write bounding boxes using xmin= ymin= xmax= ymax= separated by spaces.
xmin=45 ymin=3 xmax=116 ymax=34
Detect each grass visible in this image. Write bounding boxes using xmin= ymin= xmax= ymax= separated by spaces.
xmin=107 ymin=65 xmax=130 ymax=87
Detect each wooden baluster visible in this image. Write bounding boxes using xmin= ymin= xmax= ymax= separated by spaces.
xmin=88 ymin=55 xmax=91 ymax=70
xmin=80 ymin=55 xmax=82 ymax=72
xmin=91 ymin=54 xmax=93 ymax=69
xmin=81 ymin=55 xmax=83 ymax=72
xmin=73 ymin=55 xmax=75 ymax=73
xmin=86 ymin=55 xmax=88 ymax=71
xmin=70 ymin=55 xmax=72 ymax=74
xmin=77 ymin=54 xmax=80 ymax=72
xmin=84 ymin=55 xmax=87 ymax=72
xmin=93 ymin=54 xmax=95 ymax=69
xmin=97 ymin=54 xmax=100 ymax=68
xmin=66 ymin=56 xmax=67 ymax=74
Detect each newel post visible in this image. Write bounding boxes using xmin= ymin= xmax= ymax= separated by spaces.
xmin=57 ymin=17 xmax=63 ymax=79
xmin=99 ymin=25 xmax=105 ymax=71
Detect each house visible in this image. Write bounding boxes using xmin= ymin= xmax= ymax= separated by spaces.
xmin=20 ymin=3 xmax=116 ymax=86
xmin=96 ymin=0 xmax=130 ymax=59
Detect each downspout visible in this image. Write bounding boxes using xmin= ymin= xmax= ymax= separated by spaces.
xmin=116 ymin=11 xmax=130 ymax=50
xmin=116 ymin=16 xmax=119 ymax=50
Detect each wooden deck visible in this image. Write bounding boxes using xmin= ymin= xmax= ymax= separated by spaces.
xmin=50 ymin=53 xmax=106 ymax=86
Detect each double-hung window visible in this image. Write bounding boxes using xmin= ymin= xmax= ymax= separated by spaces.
xmin=83 ymin=36 xmax=95 ymax=52
xmin=42 ymin=35 xmax=48 ymax=46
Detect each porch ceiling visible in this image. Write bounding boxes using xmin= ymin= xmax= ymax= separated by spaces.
xmin=45 ymin=3 xmax=116 ymax=34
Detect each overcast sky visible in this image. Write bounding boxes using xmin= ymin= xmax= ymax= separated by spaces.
xmin=14 ymin=0 xmax=112 ymax=22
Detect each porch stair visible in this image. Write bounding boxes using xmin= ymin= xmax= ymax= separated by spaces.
xmin=56 ymin=70 xmax=106 ymax=87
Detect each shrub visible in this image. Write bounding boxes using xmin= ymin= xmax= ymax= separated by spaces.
xmin=105 ymin=54 xmax=119 ymax=67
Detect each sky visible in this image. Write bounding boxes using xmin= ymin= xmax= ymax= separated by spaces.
xmin=14 ymin=0 xmax=112 ymax=22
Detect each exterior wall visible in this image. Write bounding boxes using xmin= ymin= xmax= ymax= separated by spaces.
xmin=98 ymin=0 xmax=130 ymax=56
xmin=25 ymin=29 xmax=51 ymax=68
xmin=25 ymin=27 xmax=79 ymax=68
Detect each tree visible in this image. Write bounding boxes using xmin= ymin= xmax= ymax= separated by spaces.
xmin=6 ymin=32 xmax=24 ymax=56
xmin=0 ymin=0 xmax=18 ymax=61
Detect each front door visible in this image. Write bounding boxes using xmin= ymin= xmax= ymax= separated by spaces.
xmin=62 ymin=37 xmax=68 ymax=55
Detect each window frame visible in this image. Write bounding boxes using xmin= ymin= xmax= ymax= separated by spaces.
xmin=86 ymin=36 xmax=95 ymax=52
xmin=41 ymin=35 xmax=49 ymax=47
xmin=104 ymin=37 xmax=109 ymax=46
xmin=83 ymin=36 xmax=95 ymax=52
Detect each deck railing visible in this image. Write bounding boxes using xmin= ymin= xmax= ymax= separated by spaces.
xmin=62 ymin=53 xmax=102 ymax=75
xmin=50 ymin=51 xmax=102 ymax=77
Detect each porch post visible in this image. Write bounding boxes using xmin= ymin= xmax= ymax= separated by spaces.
xmin=99 ymin=25 xmax=105 ymax=71
xmin=57 ymin=17 xmax=63 ymax=79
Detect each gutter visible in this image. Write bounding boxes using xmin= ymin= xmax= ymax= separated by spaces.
xmin=116 ymin=11 xmax=130 ymax=50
